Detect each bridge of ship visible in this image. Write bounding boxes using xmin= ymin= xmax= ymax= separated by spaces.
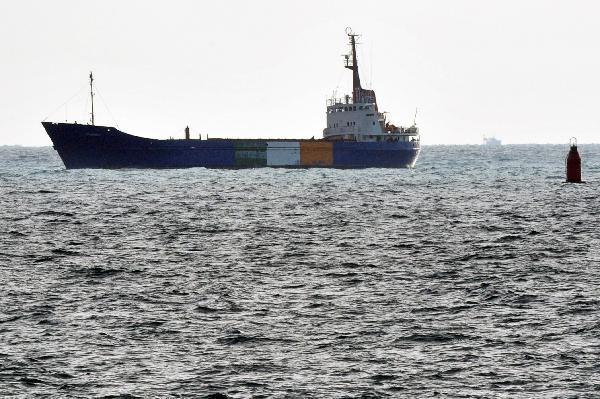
xmin=324 ymin=98 xmax=419 ymax=143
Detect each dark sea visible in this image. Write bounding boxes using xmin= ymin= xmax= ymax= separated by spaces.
xmin=1 ymin=144 xmax=599 ymax=398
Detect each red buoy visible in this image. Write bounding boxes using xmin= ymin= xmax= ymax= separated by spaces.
xmin=566 ymin=137 xmax=582 ymax=183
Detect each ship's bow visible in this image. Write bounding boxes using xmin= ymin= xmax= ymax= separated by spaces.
xmin=42 ymin=122 xmax=113 ymax=169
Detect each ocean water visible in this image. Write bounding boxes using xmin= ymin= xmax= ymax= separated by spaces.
xmin=1 ymin=144 xmax=599 ymax=398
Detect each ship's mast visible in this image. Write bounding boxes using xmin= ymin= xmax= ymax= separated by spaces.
xmin=344 ymin=28 xmax=362 ymax=102
xmin=89 ymin=72 xmax=95 ymax=126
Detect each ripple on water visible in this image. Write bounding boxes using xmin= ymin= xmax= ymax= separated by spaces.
xmin=0 ymin=145 xmax=599 ymax=397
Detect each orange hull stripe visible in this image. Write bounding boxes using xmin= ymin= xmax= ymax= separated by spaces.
xmin=300 ymin=142 xmax=333 ymax=166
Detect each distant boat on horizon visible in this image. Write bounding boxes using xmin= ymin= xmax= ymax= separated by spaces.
xmin=483 ymin=136 xmax=502 ymax=146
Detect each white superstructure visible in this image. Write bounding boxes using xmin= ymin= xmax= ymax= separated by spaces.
xmin=323 ymin=29 xmax=420 ymax=144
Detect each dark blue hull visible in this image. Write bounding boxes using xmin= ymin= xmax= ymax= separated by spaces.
xmin=42 ymin=122 xmax=420 ymax=169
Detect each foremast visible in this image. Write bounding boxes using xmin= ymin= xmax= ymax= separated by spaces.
xmin=89 ymin=72 xmax=95 ymax=126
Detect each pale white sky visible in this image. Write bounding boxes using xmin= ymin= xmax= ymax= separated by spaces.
xmin=1 ymin=0 xmax=599 ymax=145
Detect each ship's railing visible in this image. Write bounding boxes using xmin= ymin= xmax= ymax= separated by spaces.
xmin=324 ymin=128 xmax=420 ymax=139
xmin=327 ymin=97 xmax=378 ymax=107
xmin=327 ymin=96 xmax=354 ymax=106
xmin=385 ymin=126 xmax=419 ymax=135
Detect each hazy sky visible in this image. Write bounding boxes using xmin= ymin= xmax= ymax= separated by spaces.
xmin=1 ymin=0 xmax=599 ymax=145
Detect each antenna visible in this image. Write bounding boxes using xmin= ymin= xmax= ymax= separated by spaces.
xmin=344 ymin=28 xmax=363 ymax=102
xmin=369 ymin=40 xmax=373 ymax=89
xmin=89 ymin=72 xmax=95 ymax=126
xmin=413 ymin=107 xmax=418 ymax=125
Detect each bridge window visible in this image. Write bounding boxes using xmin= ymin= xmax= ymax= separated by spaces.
xmin=344 ymin=107 xmax=348 ymax=112
xmin=353 ymin=106 xmax=356 ymax=111
xmin=359 ymin=106 xmax=363 ymax=110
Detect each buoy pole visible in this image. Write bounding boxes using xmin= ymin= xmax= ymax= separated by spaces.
xmin=566 ymin=137 xmax=582 ymax=183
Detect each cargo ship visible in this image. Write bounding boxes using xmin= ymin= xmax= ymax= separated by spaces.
xmin=42 ymin=29 xmax=420 ymax=169
xmin=483 ymin=136 xmax=502 ymax=146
